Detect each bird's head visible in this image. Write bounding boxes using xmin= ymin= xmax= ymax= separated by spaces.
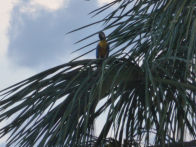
xmin=99 ymin=31 xmax=106 ymax=40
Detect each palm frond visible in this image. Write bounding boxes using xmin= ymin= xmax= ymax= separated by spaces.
xmin=0 ymin=0 xmax=196 ymax=146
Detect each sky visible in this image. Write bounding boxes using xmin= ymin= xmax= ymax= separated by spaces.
xmin=0 ymin=0 xmax=113 ymax=89
xmin=0 ymin=0 xmax=114 ymax=146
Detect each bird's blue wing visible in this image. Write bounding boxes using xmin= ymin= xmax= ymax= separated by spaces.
xmin=96 ymin=44 xmax=100 ymax=59
xmin=106 ymin=43 xmax=109 ymax=57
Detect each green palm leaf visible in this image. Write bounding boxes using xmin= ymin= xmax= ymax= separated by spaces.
xmin=0 ymin=0 xmax=196 ymax=146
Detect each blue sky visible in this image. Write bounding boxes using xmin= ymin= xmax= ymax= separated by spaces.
xmin=0 ymin=0 xmax=114 ymax=88
xmin=0 ymin=0 xmax=113 ymax=146
xmin=8 ymin=0 xmax=99 ymax=68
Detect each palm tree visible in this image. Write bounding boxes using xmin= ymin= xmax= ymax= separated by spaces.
xmin=0 ymin=0 xmax=196 ymax=146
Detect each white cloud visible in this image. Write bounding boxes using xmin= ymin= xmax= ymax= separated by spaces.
xmin=20 ymin=0 xmax=70 ymax=14
xmin=0 ymin=1 xmax=19 ymax=58
xmin=97 ymin=0 xmax=114 ymax=6
xmin=31 ymin=0 xmax=68 ymax=10
xmin=0 ymin=0 xmax=70 ymax=59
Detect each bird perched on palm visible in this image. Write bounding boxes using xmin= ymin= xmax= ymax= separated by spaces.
xmin=96 ymin=31 xmax=109 ymax=59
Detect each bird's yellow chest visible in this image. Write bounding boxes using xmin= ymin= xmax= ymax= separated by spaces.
xmin=99 ymin=40 xmax=107 ymax=56
xmin=99 ymin=40 xmax=107 ymax=48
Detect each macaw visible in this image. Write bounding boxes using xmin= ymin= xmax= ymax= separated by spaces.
xmin=96 ymin=31 xmax=109 ymax=59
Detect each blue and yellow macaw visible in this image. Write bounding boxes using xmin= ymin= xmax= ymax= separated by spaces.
xmin=96 ymin=31 xmax=109 ymax=59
